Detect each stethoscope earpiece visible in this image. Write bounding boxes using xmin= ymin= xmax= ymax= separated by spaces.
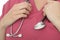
xmin=17 ymin=34 xmax=23 ymax=37
xmin=6 ymin=34 xmax=23 ymax=37
xmin=6 ymin=34 xmax=11 ymax=37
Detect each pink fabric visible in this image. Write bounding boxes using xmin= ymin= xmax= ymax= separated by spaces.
xmin=1 ymin=0 xmax=60 ymax=40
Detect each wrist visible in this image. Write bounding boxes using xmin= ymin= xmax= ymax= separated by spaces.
xmin=0 ymin=20 xmax=7 ymax=29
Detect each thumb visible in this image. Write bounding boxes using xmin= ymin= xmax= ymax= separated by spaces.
xmin=47 ymin=0 xmax=57 ymax=3
xmin=43 ymin=13 xmax=46 ymax=17
xmin=47 ymin=0 xmax=56 ymax=2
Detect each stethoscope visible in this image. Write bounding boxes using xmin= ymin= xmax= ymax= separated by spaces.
xmin=6 ymin=0 xmax=46 ymax=38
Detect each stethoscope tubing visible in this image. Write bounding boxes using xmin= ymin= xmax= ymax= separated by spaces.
xmin=7 ymin=0 xmax=55 ymax=37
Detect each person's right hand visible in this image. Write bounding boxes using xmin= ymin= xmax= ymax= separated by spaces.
xmin=0 ymin=2 xmax=32 ymax=28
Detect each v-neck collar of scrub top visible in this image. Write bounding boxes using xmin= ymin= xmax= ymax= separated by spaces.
xmin=32 ymin=0 xmax=45 ymax=12
xmin=30 ymin=0 xmax=43 ymax=13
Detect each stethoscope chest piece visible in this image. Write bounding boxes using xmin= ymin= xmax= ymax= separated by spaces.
xmin=34 ymin=21 xmax=45 ymax=30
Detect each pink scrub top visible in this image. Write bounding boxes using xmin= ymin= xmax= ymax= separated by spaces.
xmin=1 ymin=0 xmax=60 ymax=40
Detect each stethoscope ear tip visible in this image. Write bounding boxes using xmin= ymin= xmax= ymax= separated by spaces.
xmin=6 ymin=34 xmax=11 ymax=37
xmin=6 ymin=34 xmax=23 ymax=37
xmin=34 ymin=21 xmax=45 ymax=30
xmin=17 ymin=34 xmax=23 ymax=37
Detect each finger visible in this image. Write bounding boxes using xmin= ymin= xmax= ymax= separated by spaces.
xmin=47 ymin=0 xmax=56 ymax=2
xmin=16 ymin=2 xmax=32 ymax=8
xmin=25 ymin=6 xmax=32 ymax=11
xmin=20 ymin=9 xmax=30 ymax=15
xmin=19 ymin=2 xmax=32 ymax=7
xmin=26 ymin=2 xmax=32 ymax=7
xmin=43 ymin=5 xmax=48 ymax=14
xmin=47 ymin=0 xmax=58 ymax=3
xmin=20 ymin=6 xmax=32 ymax=11
xmin=43 ymin=13 xmax=46 ymax=16
xmin=16 ymin=9 xmax=30 ymax=15
xmin=23 ymin=10 xmax=30 ymax=15
xmin=16 ymin=4 xmax=32 ymax=12
xmin=14 ymin=2 xmax=32 ymax=11
xmin=43 ymin=8 xmax=46 ymax=16
xmin=19 ymin=2 xmax=32 ymax=11
xmin=16 ymin=14 xmax=27 ymax=19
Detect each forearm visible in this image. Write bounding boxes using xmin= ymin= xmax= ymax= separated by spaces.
xmin=52 ymin=19 xmax=60 ymax=31
xmin=0 ymin=27 xmax=6 ymax=40
xmin=0 ymin=20 xmax=6 ymax=40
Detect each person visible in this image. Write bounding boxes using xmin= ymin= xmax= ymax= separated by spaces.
xmin=0 ymin=0 xmax=60 ymax=40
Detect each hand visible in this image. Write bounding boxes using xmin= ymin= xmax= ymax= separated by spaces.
xmin=0 ymin=2 xmax=32 ymax=28
xmin=43 ymin=1 xmax=60 ymax=31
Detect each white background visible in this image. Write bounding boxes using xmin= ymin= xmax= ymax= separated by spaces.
xmin=0 ymin=0 xmax=8 ymax=16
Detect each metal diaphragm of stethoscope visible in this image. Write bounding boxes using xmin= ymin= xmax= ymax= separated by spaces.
xmin=6 ymin=0 xmax=46 ymax=38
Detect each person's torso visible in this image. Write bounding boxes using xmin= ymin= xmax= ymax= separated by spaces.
xmin=2 ymin=0 xmax=60 ymax=40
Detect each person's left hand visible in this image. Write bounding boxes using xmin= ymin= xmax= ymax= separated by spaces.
xmin=43 ymin=1 xmax=60 ymax=31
